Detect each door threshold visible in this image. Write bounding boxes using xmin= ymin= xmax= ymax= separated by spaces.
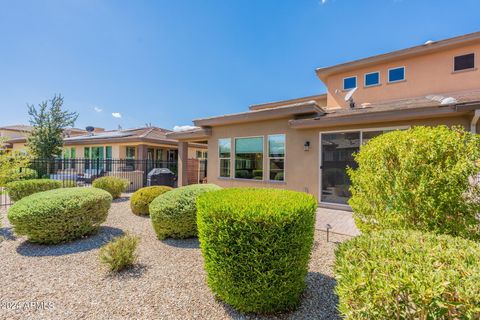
xmin=318 ymin=202 xmax=352 ymax=212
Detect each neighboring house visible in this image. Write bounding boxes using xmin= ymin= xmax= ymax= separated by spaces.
xmin=169 ymin=31 xmax=480 ymax=209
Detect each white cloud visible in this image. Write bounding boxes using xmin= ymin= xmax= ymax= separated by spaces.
xmin=173 ymin=125 xmax=198 ymax=132
xmin=112 ymin=112 xmax=122 ymax=118
xmin=320 ymin=0 xmax=327 ymax=4
xmin=94 ymin=107 xmax=103 ymax=113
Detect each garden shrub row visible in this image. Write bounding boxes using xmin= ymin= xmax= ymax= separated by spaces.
xmin=130 ymin=185 xmax=172 ymax=215
xmin=335 ymin=229 xmax=480 ymax=319
xmin=92 ymin=176 xmax=129 ymax=199
xmin=150 ymin=184 xmax=221 ymax=239
xmin=7 ymin=179 xmax=62 ymax=201
xmin=8 ymin=187 xmax=112 ymax=244
xmin=197 ymin=188 xmax=317 ymax=313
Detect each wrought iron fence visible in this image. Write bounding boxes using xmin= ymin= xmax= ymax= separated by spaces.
xmin=0 ymin=158 xmax=208 ymax=207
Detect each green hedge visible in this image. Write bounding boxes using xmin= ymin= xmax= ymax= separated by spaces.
xmin=197 ymin=188 xmax=317 ymax=313
xmin=8 ymin=187 xmax=112 ymax=244
xmin=335 ymin=230 xmax=480 ymax=319
xmin=130 ymin=186 xmax=172 ymax=216
xmin=6 ymin=179 xmax=62 ymax=202
xmin=348 ymin=126 xmax=480 ymax=240
xmin=92 ymin=176 xmax=129 ymax=199
xmin=150 ymin=184 xmax=221 ymax=240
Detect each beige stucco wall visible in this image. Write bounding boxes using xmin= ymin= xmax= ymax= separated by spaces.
xmin=206 ymin=115 xmax=472 ymax=201
xmin=326 ymin=43 xmax=480 ymax=108
xmin=0 ymin=129 xmax=29 ymax=139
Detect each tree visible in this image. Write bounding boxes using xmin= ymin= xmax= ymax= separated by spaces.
xmin=0 ymin=138 xmax=32 ymax=186
xmin=26 ymin=95 xmax=78 ymax=159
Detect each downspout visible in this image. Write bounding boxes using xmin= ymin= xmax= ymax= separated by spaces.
xmin=471 ymin=109 xmax=480 ymax=134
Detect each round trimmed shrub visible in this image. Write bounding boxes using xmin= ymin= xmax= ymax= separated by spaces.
xmin=6 ymin=179 xmax=62 ymax=202
xmin=150 ymin=184 xmax=221 ymax=240
xmin=348 ymin=126 xmax=480 ymax=240
xmin=7 ymin=187 xmax=112 ymax=244
xmin=92 ymin=176 xmax=129 ymax=199
xmin=197 ymin=188 xmax=317 ymax=313
xmin=130 ymin=185 xmax=172 ymax=216
xmin=335 ymin=229 xmax=480 ymax=319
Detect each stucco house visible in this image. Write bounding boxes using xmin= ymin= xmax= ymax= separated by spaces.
xmin=169 ymin=31 xmax=480 ymax=209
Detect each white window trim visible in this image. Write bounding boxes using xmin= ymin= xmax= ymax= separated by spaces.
xmin=218 ymin=138 xmax=232 ymax=178
xmin=364 ymin=71 xmax=381 ymax=87
xmin=387 ymin=66 xmax=406 ymax=83
xmin=318 ymin=126 xmax=410 ymax=207
xmin=343 ymin=76 xmax=357 ymax=90
xmin=267 ymin=134 xmax=286 ymax=183
xmin=233 ymin=136 xmax=264 ymax=181
xmin=453 ymin=52 xmax=476 ymax=72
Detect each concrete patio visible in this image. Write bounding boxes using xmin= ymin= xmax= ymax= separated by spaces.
xmin=316 ymin=207 xmax=360 ymax=237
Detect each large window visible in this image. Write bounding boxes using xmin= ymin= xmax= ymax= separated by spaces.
xmin=343 ymin=76 xmax=357 ymax=90
xmin=235 ymin=137 xmax=263 ymax=180
xmin=218 ymin=138 xmax=231 ymax=178
xmin=388 ymin=67 xmax=405 ymax=83
xmin=268 ymin=134 xmax=285 ymax=181
xmin=454 ymin=53 xmax=475 ymax=72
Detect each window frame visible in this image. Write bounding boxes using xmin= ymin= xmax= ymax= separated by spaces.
xmin=387 ymin=66 xmax=406 ymax=83
xmin=453 ymin=53 xmax=476 ymax=72
xmin=218 ymin=138 xmax=232 ymax=178
xmin=364 ymin=71 xmax=381 ymax=87
xmin=267 ymin=134 xmax=286 ymax=182
xmin=234 ymin=136 xmax=264 ymax=181
xmin=343 ymin=76 xmax=357 ymax=90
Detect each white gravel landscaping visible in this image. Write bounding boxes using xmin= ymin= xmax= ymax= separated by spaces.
xmin=0 ymin=195 xmax=350 ymax=320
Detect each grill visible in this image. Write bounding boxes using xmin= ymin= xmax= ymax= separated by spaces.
xmin=147 ymin=168 xmax=176 ymax=187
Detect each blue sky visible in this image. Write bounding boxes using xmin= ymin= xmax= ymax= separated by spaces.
xmin=1 ymin=0 xmax=479 ymax=131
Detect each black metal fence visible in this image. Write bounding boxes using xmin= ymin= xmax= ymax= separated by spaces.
xmin=0 ymin=158 xmax=208 ymax=207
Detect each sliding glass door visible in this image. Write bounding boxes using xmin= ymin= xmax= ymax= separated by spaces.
xmin=321 ymin=132 xmax=360 ymax=204
xmin=320 ymin=129 xmax=399 ymax=205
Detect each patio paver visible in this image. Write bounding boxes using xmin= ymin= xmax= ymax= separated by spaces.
xmin=316 ymin=207 xmax=360 ymax=237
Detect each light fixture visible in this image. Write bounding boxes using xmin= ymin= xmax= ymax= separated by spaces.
xmin=304 ymin=141 xmax=310 ymax=151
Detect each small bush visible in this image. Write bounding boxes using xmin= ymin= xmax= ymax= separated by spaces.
xmin=335 ymin=230 xmax=480 ymax=319
xmin=17 ymin=168 xmax=38 ymax=180
xmin=130 ymin=185 xmax=172 ymax=216
xmin=60 ymin=180 xmax=77 ymax=188
xmin=6 ymin=179 xmax=61 ymax=201
xmin=150 ymin=184 xmax=221 ymax=240
xmin=197 ymin=188 xmax=317 ymax=313
xmin=99 ymin=234 xmax=139 ymax=272
xmin=348 ymin=126 xmax=480 ymax=240
xmin=7 ymin=187 xmax=112 ymax=244
xmin=92 ymin=176 xmax=129 ymax=199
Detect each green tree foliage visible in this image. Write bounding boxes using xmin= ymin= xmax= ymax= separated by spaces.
xmin=26 ymin=94 xmax=78 ymax=158
xmin=348 ymin=126 xmax=480 ymax=240
xmin=0 ymin=138 xmax=32 ymax=186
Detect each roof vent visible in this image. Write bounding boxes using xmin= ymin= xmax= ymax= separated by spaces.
xmin=426 ymin=95 xmax=458 ymax=105
xmin=424 ymin=40 xmax=435 ymax=45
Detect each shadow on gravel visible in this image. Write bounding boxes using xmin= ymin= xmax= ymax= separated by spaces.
xmin=0 ymin=227 xmax=16 ymax=241
xmin=105 ymin=263 xmax=148 ymax=279
xmin=220 ymin=272 xmax=340 ymax=320
xmin=16 ymin=226 xmax=124 ymax=257
xmin=113 ymin=197 xmax=130 ymax=203
xmin=161 ymin=238 xmax=200 ymax=249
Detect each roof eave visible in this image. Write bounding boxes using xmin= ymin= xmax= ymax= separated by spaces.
xmin=289 ymin=105 xmax=473 ymax=130
xmin=193 ymin=102 xmax=325 ymax=127
xmin=166 ymin=128 xmax=212 ymax=141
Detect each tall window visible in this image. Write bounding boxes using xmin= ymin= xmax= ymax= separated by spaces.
xmin=388 ymin=67 xmax=405 ymax=83
xmin=235 ymin=137 xmax=263 ymax=180
xmin=106 ymin=146 xmax=112 ymax=172
xmin=343 ymin=76 xmax=357 ymax=90
xmin=218 ymin=138 xmax=231 ymax=178
xmin=268 ymin=134 xmax=285 ymax=181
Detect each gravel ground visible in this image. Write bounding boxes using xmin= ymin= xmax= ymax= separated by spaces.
xmin=0 ymin=196 xmax=351 ymax=320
